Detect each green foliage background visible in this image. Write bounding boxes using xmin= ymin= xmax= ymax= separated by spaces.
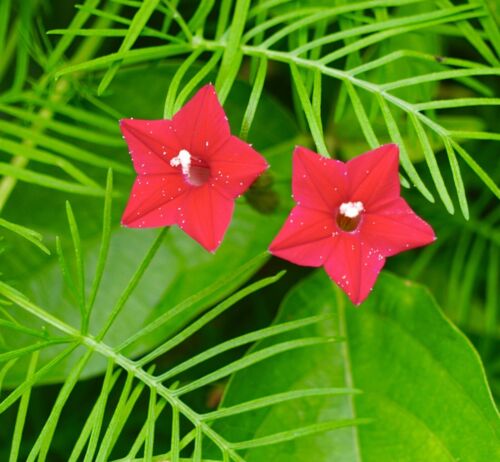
xmin=0 ymin=0 xmax=498 ymax=460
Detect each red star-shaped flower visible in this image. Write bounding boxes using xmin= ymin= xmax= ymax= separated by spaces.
xmin=119 ymin=84 xmax=268 ymax=252
xmin=269 ymin=144 xmax=436 ymax=305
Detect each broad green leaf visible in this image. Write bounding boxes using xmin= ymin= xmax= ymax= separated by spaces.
xmin=0 ymin=64 xmax=297 ymax=386
xmin=214 ymin=271 xmax=499 ymax=461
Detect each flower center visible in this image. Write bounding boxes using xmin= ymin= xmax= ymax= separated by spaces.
xmin=336 ymin=201 xmax=364 ymax=232
xmin=170 ymin=149 xmax=210 ymax=186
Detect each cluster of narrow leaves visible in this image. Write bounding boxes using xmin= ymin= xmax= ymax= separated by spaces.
xmin=0 ymin=0 xmax=499 ymax=460
xmin=17 ymin=1 xmax=500 ymax=209
xmin=0 ymin=0 xmax=499 ymax=229
xmin=0 ymin=177 xmax=362 ymax=461
xmin=0 ymin=176 xmax=498 ymax=460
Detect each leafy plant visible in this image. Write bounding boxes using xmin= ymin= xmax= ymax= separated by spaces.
xmin=0 ymin=0 xmax=498 ymax=460
xmin=0 ymin=177 xmax=359 ymax=461
xmin=217 ymin=271 xmax=499 ymax=461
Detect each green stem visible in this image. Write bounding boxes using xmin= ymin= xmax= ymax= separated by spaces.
xmin=0 ymin=281 xmax=244 ymax=462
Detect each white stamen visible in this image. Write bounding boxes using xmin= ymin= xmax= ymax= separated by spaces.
xmin=170 ymin=149 xmax=191 ymax=176
xmin=339 ymin=201 xmax=364 ymax=218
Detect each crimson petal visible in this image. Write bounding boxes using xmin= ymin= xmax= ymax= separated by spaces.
xmin=325 ymin=234 xmax=386 ymax=305
xmin=362 ymin=197 xmax=436 ymax=256
xmin=347 ymin=144 xmax=400 ymax=210
xmin=121 ymin=174 xmax=189 ymax=227
xmin=293 ymin=146 xmax=348 ymax=212
xmin=210 ymin=136 xmax=269 ymax=198
xmin=269 ymin=206 xmax=337 ymax=267
xmin=172 ymin=84 xmax=230 ymax=158
xmin=177 ymin=185 xmax=234 ymax=252
xmin=119 ymin=119 xmax=181 ymax=175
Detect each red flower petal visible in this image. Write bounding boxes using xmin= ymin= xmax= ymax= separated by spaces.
xmin=293 ymin=146 xmax=348 ymax=212
xmin=121 ymin=174 xmax=189 ymax=227
xmin=347 ymin=144 xmax=400 ymax=210
xmin=324 ymin=235 xmax=386 ymax=305
xmin=270 ymin=144 xmax=435 ymax=304
xmin=269 ymin=206 xmax=337 ymax=267
xmin=177 ymin=185 xmax=235 ymax=252
xmin=172 ymin=84 xmax=230 ymax=158
xmin=120 ymin=84 xmax=268 ymax=252
xmin=362 ymin=197 xmax=436 ymax=256
xmin=210 ymin=136 xmax=269 ymax=198
xmin=119 ymin=119 xmax=181 ymax=175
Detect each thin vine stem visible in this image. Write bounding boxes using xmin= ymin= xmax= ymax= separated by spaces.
xmin=0 ymin=283 xmax=245 ymax=462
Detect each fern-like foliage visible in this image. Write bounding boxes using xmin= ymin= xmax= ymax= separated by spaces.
xmin=0 ymin=175 xmax=361 ymax=460
xmin=51 ymin=0 xmax=500 ymax=212
xmin=0 ymin=1 xmax=499 ymax=459
xmin=1 ymin=0 xmax=499 ymax=227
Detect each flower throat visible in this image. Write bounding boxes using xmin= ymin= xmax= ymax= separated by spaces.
xmin=336 ymin=201 xmax=364 ymax=232
xmin=170 ymin=149 xmax=210 ymax=186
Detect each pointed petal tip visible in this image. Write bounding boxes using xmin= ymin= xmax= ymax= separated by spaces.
xmin=420 ymin=220 xmax=437 ymax=246
xmin=118 ymin=118 xmax=146 ymax=133
xmin=199 ymin=232 xmax=223 ymax=254
xmin=119 ymin=118 xmax=135 ymax=126
xmin=390 ymin=143 xmax=399 ymax=157
xmin=352 ymin=292 xmax=368 ymax=306
xmin=380 ymin=143 xmax=400 ymax=162
xmin=199 ymin=238 xmax=221 ymax=254
xmin=120 ymin=216 xmax=139 ymax=228
xmin=199 ymin=82 xmax=217 ymax=96
xmin=358 ymin=143 xmax=399 ymax=161
xmin=378 ymin=142 xmax=399 ymax=156
xmin=385 ymin=142 xmax=399 ymax=150
xmin=293 ymin=145 xmax=307 ymax=155
xmin=344 ymin=288 xmax=370 ymax=306
xmin=118 ymin=119 xmax=129 ymax=130
xmin=267 ymin=240 xmax=291 ymax=263
xmin=268 ymin=243 xmax=277 ymax=255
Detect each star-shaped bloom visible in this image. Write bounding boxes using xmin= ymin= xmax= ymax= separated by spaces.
xmin=119 ymin=84 xmax=268 ymax=252
xmin=269 ymin=144 xmax=436 ymax=305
